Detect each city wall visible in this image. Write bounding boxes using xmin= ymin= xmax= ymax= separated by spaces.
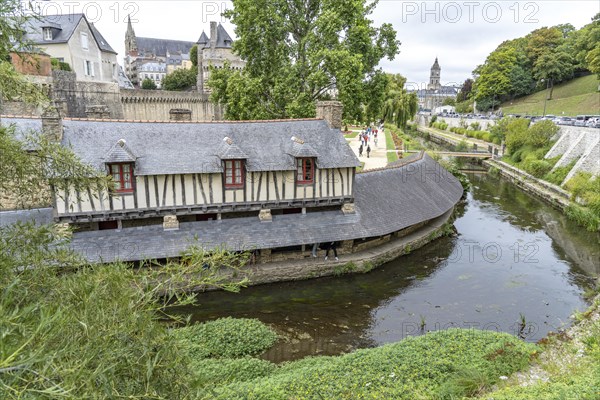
xmin=1 ymin=72 xmax=223 ymax=122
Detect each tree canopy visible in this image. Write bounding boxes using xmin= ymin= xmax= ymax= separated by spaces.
xmin=141 ymin=77 xmax=157 ymax=90
xmin=472 ymin=15 xmax=599 ymax=111
xmin=208 ymin=0 xmax=400 ymax=121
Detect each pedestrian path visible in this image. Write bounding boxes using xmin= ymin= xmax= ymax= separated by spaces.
xmin=345 ymin=130 xmax=389 ymax=171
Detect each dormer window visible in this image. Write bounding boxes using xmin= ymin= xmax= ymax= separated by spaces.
xmin=43 ymin=28 xmax=52 ymax=40
xmin=224 ymin=159 xmax=245 ymax=189
xmin=297 ymin=158 xmax=314 ymax=184
xmin=109 ymin=163 xmax=134 ymax=193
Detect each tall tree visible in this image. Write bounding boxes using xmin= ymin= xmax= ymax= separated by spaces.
xmin=456 ymin=79 xmax=473 ymax=102
xmin=533 ymin=50 xmax=574 ymax=99
xmin=209 ymin=0 xmax=400 ymax=121
xmin=381 ymin=74 xmax=417 ymax=128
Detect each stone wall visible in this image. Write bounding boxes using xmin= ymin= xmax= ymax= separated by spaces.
xmin=2 ymin=73 xmax=221 ymax=122
xmin=51 ymin=70 xmax=123 ymax=119
xmin=120 ymin=89 xmax=223 ymax=121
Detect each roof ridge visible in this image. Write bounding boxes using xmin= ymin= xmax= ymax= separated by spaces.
xmin=1 ymin=115 xmax=327 ymax=125
xmin=357 ymin=151 xmax=425 ymax=174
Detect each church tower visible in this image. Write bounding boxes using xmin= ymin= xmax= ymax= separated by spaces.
xmin=427 ymin=57 xmax=441 ymax=90
xmin=125 ymin=15 xmax=137 ymax=55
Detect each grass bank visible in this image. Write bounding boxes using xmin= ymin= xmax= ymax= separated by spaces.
xmin=500 ymin=75 xmax=600 ymax=116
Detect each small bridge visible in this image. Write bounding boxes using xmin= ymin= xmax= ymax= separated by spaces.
xmin=399 ymin=150 xmax=493 ymax=159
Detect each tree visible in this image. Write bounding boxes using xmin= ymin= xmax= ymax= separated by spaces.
xmin=456 ymin=79 xmax=473 ymax=102
xmin=381 ymin=74 xmax=417 ymax=129
xmin=533 ymin=50 xmax=574 ymax=99
xmin=209 ymin=0 xmax=400 ymax=121
xmin=442 ymin=97 xmax=456 ymax=106
xmin=161 ymin=68 xmax=196 ymax=91
xmin=190 ymin=44 xmax=198 ymax=67
xmin=141 ymin=77 xmax=157 ymax=90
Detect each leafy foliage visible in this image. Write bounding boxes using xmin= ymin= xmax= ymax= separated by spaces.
xmin=209 ymin=0 xmax=400 ymax=121
xmin=381 ymin=74 xmax=418 ymax=128
xmin=202 ymin=329 xmax=538 ymax=399
xmin=50 ymin=57 xmax=71 ymax=71
xmin=171 ymin=317 xmax=278 ymax=359
xmin=161 ymin=68 xmax=196 ymax=91
xmin=472 ymin=17 xmax=599 ymax=111
xmin=141 ymin=77 xmax=157 ymax=90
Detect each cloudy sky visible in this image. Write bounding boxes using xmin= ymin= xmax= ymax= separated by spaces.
xmin=30 ymin=0 xmax=599 ymax=88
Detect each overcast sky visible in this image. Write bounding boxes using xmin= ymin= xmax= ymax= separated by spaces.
xmin=31 ymin=0 xmax=600 ymax=88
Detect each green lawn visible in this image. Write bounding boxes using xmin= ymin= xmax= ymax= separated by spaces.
xmin=385 ymin=130 xmax=398 ymax=163
xmin=344 ymin=131 xmax=359 ymax=139
xmin=501 ymin=75 xmax=600 ymax=116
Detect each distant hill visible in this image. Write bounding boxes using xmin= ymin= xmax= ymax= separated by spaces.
xmin=500 ymin=75 xmax=600 ymax=116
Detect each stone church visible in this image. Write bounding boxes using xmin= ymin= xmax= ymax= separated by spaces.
xmin=412 ymin=58 xmax=459 ymax=111
xmin=124 ymin=18 xmax=244 ymax=92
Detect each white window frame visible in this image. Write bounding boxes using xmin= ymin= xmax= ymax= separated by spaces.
xmin=43 ymin=28 xmax=52 ymax=41
xmin=81 ymin=32 xmax=89 ymax=50
xmin=84 ymin=60 xmax=94 ymax=77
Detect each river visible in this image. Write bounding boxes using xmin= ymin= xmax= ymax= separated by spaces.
xmin=177 ymin=172 xmax=599 ymax=363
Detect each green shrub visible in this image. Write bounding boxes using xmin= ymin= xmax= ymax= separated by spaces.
xmin=50 ymin=58 xmax=71 ymax=71
xmin=542 ymin=160 xmax=578 ymax=185
xmin=565 ymin=204 xmax=600 ymax=232
xmin=523 ymin=159 xmax=552 ymax=178
xmin=191 ymin=357 xmax=276 ymax=388
xmin=208 ymin=329 xmax=538 ymax=399
xmin=172 ymin=317 xmax=278 ymax=359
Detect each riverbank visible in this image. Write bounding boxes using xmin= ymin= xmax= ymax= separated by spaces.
xmin=483 ymin=292 xmax=600 ymax=399
xmin=200 ymin=208 xmax=456 ymax=290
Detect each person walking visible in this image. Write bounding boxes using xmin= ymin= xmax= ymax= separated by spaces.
xmin=358 ymin=144 xmax=363 ymax=157
xmin=366 ymin=144 xmax=371 ymax=158
xmin=324 ymin=242 xmax=338 ymax=261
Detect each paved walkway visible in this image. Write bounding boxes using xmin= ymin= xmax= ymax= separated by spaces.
xmin=345 ymin=130 xmax=389 ymax=171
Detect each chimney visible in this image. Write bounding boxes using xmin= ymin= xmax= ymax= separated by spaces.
xmin=41 ymin=105 xmax=63 ymax=142
xmin=210 ymin=21 xmax=217 ymax=51
xmin=316 ymin=101 xmax=343 ymax=130
xmin=169 ymin=108 xmax=192 ymax=121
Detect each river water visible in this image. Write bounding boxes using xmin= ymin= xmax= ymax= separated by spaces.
xmin=178 ymin=173 xmax=599 ymax=363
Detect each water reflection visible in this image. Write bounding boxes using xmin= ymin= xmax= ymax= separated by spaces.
xmin=177 ymin=174 xmax=597 ymax=363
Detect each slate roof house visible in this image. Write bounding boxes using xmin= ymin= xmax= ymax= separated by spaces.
xmin=0 ymin=101 xmax=463 ymax=265
xmin=22 ymin=14 xmax=119 ymax=83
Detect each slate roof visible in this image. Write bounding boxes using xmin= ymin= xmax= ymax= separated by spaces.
xmin=215 ymin=24 xmax=233 ymax=48
xmin=0 ymin=208 xmax=54 ymax=228
xmin=1 ymin=117 xmax=360 ymax=175
xmin=103 ymin=140 xmax=137 ymax=163
xmin=89 ymin=23 xmax=117 ymax=54
xmin=197 ymin=31 xmax=209 ymax=45
xmin=64 ymin=154 xmax=463 ymax=263
xmin=135 ymin=37 xmax=195 ymax=58
xmin=217 ymin=138 xmax=249 ymax=160
xmin=24 ymin=14 xmax=116 ymax=54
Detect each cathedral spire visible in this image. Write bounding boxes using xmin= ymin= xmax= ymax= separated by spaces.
xmin=125 ymin=14 xmax=137 ymax=55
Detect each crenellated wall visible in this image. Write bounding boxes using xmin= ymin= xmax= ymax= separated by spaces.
xmin=2 ymin=75 xmax=223 ymax=122
xmin=120 ymin=89 xmax=223 ymax=121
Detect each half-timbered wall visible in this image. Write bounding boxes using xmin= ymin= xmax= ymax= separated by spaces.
xmin=55 ymin=168 xmax=355 ymax=221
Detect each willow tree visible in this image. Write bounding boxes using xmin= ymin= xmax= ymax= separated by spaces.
xmin=381 ymin=73 xmax=418 ymax=128
xmin=209 ymin=0 xmax=400 ymax=121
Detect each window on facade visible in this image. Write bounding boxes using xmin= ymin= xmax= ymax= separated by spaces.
xmin=81 ymin=32 xmax=88 ymax=50
xmin=84 ymin=60 xmax=94 ymax=76
xmin=109 ymin=163 xmax=134 ymax=193
xmin=224 ymin=160 xmax=244 ymax=189
xmin=296 ymin=158 xmax=314 ymax=184
xmin=43 ymin=28 xmax=52 ymax=40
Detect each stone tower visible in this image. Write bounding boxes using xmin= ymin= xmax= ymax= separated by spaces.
xmin=124 ymin=15 xmax=137 ymax=56
xmin=427 ymin=57 xmax=441 ymax=90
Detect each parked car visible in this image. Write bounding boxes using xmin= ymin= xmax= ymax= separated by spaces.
xmin=557 ymin=117 xmax=575 ymax=126
xmin=586 ymin=118 xmax=600 ymax=128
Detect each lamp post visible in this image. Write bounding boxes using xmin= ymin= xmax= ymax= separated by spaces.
xmin=541 ymin=78 xmax=550 ymax=117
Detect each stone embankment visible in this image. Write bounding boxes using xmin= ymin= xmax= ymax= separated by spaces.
xmin=202 ymin=209 xmax=455 ymax=291
xmin=484 ymin=159 xmax=570 ymax=211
